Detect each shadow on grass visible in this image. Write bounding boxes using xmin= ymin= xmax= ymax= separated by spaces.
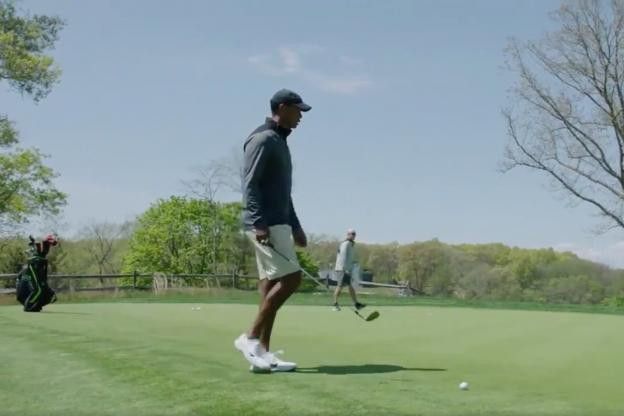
xmin=296 ymin=364 xmax=446 ymax=375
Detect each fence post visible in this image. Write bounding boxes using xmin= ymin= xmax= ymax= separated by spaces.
xmin=133 ymin=270 xmax=137 ymax=289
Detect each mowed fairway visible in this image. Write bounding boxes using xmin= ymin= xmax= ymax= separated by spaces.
xmin=1 ymin=302 xmax=623 ymax=416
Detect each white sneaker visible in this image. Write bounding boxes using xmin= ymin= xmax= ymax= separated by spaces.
xmin=266 ymin=351 xmax=297 ymax=372
xmin=234 ymin=333 xmax=270 ymax=371
xmin=250 ymin=350 xmax=297 ymax=373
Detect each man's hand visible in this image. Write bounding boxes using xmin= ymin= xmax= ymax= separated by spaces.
xmin=254 ymin=227 xmax=270 ymax=245
xmin=293 ymin=227 xmax=307 ymax=248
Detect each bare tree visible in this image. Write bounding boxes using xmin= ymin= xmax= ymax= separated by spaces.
xmin=81 ymin=221 xmax=132 ymax=280
xmin=182 ymin=148 xmax=244 ymax=202
xmin=182 ymin=149 xmax=245 ymax=274
xmin=220 ymin=147 xmax=245 ymax=196
xmin=503 ymin=0 xmax=624 ymax=232
xmin=183 ymin=162 xmax=229 ymax=202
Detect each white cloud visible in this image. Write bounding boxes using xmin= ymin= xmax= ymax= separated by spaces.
xmin=303 ymin=72 xmax=372 ymax=94
xmin=248 ymin=46 xmax=372 ymax=95
xmin=247 ymin=54 xmax=283 ymax=76
xmin=279 ymin=47 xmax=301 ymax=73
xmin=553 ymin=241 xmax=624 ymax=269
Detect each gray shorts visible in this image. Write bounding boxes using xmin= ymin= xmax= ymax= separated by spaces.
xmin=335 ymin=271 xmax=352 ymax=287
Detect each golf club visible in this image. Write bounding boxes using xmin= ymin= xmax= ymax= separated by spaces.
xmin=261 ymin=240 xmax=380 ymax=322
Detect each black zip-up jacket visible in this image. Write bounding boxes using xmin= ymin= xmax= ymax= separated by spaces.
xmin=242 ymin=118 xmax=301 ymax=231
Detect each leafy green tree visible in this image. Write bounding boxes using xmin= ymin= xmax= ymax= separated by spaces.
xmin=122 ymin=197 xmax=244 ymax=281
xmin=0 ymin=1 xmax=66 ymax=230
xmin=366 ymin=243 xmax=400 ymax=283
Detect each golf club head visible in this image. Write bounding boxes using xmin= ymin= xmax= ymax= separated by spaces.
xmin=365 ymin=310 xmax=380 ymax=321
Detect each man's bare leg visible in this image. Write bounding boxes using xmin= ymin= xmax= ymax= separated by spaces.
xmin=256 ymin=279 xmax=277 ymax=350
xmin=248 ymin=271 xmax=302 ymax=351
xmin=347 ymin=284 xmax=358 ymax=304
xmin=333 ymin=285 xmax=343 ymax=305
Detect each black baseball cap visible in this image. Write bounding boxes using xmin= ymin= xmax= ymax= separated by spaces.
xmin=270 ymin=89 xmax=312 ymax=112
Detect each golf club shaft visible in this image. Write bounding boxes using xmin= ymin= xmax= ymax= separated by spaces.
xmin=353 ymin=310 xmax=366 ymax=320
xmin=262 ymin=242 xmax=329 ymax=291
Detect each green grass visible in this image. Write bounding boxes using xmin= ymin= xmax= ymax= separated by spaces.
xmin=1 ymin=301 xmax=623 ymax=415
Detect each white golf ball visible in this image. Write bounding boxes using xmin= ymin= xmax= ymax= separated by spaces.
xmin=459 ymin=382 xmax=469 ymax=390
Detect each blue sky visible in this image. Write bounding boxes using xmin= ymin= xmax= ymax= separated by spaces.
xmin=4 ymin=0 xmax=624 ymax=268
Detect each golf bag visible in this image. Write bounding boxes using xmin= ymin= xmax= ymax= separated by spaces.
xmin=16 ymin=235 xmax=58 ymax=312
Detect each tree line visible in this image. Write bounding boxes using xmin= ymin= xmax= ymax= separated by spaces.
xmin=1 ymin=195 xmax=623 ymax=305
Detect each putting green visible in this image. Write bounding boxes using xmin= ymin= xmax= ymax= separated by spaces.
xmin=1 ymin=303 xmax=622 ymax=415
